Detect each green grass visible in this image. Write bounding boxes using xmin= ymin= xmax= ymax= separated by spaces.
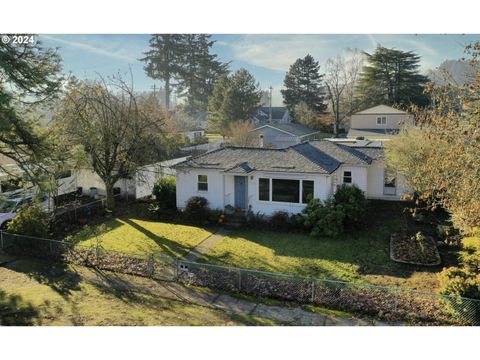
xmin=0 ymin=258 xmax=278 ymax=326
xmin=205 ymin=133 xmax=224 ymax=142
xmin=200 ymin=201 xmax=442 ymax=291
xmin=69 ymin=217 xmax=213 ymax=257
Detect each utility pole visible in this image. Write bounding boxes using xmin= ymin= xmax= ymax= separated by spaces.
xmin=151 ymin=84 xmax=157 ymax=99
xmin=269 ymin=86 xmax=273 ymax=122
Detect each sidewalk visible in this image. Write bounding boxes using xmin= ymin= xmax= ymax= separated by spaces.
xmin=81 ymin=265 xmax=383 ymax=326
xmin=184 ymin=228 xmax=230 ymax=262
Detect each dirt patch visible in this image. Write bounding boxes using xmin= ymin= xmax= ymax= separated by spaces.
xmin=390 ymin=232 xmax=441 ymax=266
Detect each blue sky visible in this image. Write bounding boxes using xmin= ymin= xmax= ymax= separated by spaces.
xmin=39 ymin=34 xmax=480 ymax=106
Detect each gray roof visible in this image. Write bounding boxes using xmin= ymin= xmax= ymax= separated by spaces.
xmin=347 ymin=128 xmax=399 ymax=139
xmin=256 ymin=107 xmax=288 ymax=121
xmin=256 ymin=122 xmax=320 ymax=137
xmin=174 ymin=140 xmax=375 ymax=175
xmin=352 ymin=147 xmax=384 ymax=160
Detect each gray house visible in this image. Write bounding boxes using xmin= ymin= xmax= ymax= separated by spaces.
xmin=251 ymin=107 xmax=290 ymax=125
xmin=250 ymin=123 xmax=324 ymax=149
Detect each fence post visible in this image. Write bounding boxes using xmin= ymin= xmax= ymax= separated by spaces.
xmin=49 ymin=239 xmax=53 ymax=253
xmin=311 ymin=281 xmax=315 ymax=303
xmin=147 ymin=254 xmax=154 ymax=277
xmin=238 ymin=269 xmax=242 ymax=291
xmin=0 ymin=231 xmax=3 ymax=250
xmin=174 ymin=258 xmax=179 ymax=281
xmin=393 ymin=288 xmax=398 ymax=313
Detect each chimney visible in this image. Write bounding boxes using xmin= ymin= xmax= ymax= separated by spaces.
xmin=259 ymin=134 xmax=264 ymax=148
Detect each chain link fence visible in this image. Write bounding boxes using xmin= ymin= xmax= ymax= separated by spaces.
xmin=1 ymin=231 xmax=479 ymax=325
xmin=177 ymin=260 xmax=480 ymax=326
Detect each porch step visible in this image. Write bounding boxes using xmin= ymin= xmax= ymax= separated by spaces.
xmin=223 ymin=211 xmax=247 ymax=228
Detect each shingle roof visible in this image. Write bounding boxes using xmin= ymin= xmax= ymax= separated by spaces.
xmin=254 ymin=122 xmax=320 ymax=137
xmin=256 ymin=107 xmax=288 ymax=121
xmin=174 ymin=140 xmax=374 ymax=175
xmin=355 ymin=105 xmax=407 ymax=115
xmin=352 ymin=147 xmax=384 ymax=160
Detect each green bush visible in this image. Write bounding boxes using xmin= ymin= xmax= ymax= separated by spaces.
xmin=439 ymin=267 xmax=480 ymax=299
xmin=184 ymin=196 xmax=210 ymax=224
xmin=7 ymin=202 xmax=51 ymax=238
xmin=299 ymin=185 xmax=367 ymax=237
xmin=152 ymin=176 xmax=176 ymax=210
xmin=246 ymin=210 xmax=268 ymax=230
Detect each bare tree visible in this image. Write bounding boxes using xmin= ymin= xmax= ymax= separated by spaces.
xmin=58 ymin=75 xmax=167 ymax=210
xmin=227 ymin=120 xmax=257 ymax=147
xmin=324 ymin=49 xmax=364 ymax=136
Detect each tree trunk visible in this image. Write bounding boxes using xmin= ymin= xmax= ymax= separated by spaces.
xmin=105 ymin=182 xmax=115 ymax=211
xmin=165 ymin=78 xmax=170 ymax=110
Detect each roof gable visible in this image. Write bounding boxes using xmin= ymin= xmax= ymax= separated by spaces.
xmin=253 ymin=123 xmax=319 ymax=137
xmin=355 ymin=105 xmax=407 ymax=115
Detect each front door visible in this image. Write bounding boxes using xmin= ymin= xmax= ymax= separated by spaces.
xmin=234 ymin=176 xmax=247 ymax=209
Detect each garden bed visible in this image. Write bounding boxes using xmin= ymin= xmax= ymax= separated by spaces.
xmin=390 ymin=232 xmax=441 ymax=266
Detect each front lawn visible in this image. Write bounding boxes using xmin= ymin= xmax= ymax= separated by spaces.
xmin=200 ymin=201 xmax=445 ymax=291
xmin=70 ymin=217 xmax=213 ymax=257
xmin=0 ymin=258 xmax=277 ymax=326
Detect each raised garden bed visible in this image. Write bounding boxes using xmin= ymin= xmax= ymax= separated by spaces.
xmin=390 ymin=232 xmax=441 ymax=266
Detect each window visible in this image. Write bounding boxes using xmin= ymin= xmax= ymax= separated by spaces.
xmin=272 ymin=179 xmax=299 ymax=203
xmin=376 ymin=116 xmax=387 ymax=125
xmin=343 ymin=171 xmax=352 ymax=184
xmin=197 ymin=175 xmax=208 ymax=191
xmin=259 ymin=178 xmax=270 ymax=201
xmin=193 ymin=131 xmax=203 ymax=138
xmin=302 ymin=180 xmax=314 ymax=203
xmin=384 ymin=169 xmax=396 ymax=195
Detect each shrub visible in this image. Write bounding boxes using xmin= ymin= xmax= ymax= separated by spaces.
xmin=246 ymin=210 xmax=268 ymax=230
xmin=184 ymin=196 xmax=210 ymax=224
xmin=152 ymin=176 xmax=176 ymax=210
xmin=7 ymin=201 xmax=51 ymax=238
xmin=439 ymin=267 xmax=480 ymax=299
xmin=208 ymin=209 xmax=223 ymax=223
xmin=299 ymin=185 xmax=367 ymax=237
xmin=269 ymin=211 xmax=290 ymax=231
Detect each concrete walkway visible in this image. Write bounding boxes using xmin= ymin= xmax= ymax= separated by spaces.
xmin=81 ymin=267 xmax=386 ymax=326
xmin=184 ymin=228 xmax=231 ymax=262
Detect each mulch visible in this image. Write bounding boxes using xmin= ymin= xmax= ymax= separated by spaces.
xmin=390 ymin=232 xmax=441 ymax=266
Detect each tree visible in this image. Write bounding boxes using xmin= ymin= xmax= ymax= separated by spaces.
xmin=281 ymin=54 xmax=327 ymax=121
xmin=176 ymin=34 xmax=229 ymax=114
xmin=356 ymin=45 xmax=430 ymax=108
xmin=227 ymin=120 xmax=257 ymax=147
xmin=0 ymin=38 xmax=62 ymax=180
xmin=58 ymin=75 xmax=168 ymax=210
xmin=140 ymin=34 xmax=184 ymax=110
xmin=324 ymin=50 xmax=364 ymax=135
xmin=385 ymin=42 xmax=480 ymax=233
xmin=207 ymin=69 xmax=262 ymax=136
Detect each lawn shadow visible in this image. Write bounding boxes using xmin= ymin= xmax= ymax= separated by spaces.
xmin=68 ymin=218 xmax=125 ymax=245
xmin=120 ymin=218 xmax=194 ymax=258
xmin=4 ymin=258 xmax=82 ymax=299
xmin=0 ymin=289 xmax=41 ymax=325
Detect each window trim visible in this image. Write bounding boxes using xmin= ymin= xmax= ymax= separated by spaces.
xmin=376 ymin=116 xmax=387 ymax=125
xmin=257 ymin=177 xmax=314 ymax=205
xmin=343 ymin=171 xmax=352 ymax=184
xmin=197 ymin=174 xmax=208 ymax=192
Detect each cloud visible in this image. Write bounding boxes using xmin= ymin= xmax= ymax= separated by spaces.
xmin=225 ymin=35 xmax=337 ymax=72
xmin=41 ymin=35 xmax=138 ymax=63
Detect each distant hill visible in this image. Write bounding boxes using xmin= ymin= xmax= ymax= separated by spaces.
xmin=428 ymin=60 xmax=478 ymax=86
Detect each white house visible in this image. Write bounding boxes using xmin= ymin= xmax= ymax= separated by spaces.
xmin=347 ymin=104 xmax=414 ymax=140
xmin=250 ymin=123 xmax=324 ymax=149
xmin=174 ymin=140 xmax=409 ymax=216
xmin=251 ymin=106 xmax=290 ymax=125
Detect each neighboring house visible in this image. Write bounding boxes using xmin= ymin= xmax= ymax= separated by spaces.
xmin=251 ymin=107 xmax=290 ymax=125
xmin=174 ymin=140 xmax=408 ymax=216
xmin=75 ymin=156 xmax=188 ymax=200
xmin=347 ymin=105 xmax=414 ymax=140
xmin=250 ymin=123 xmax=324 ymax=149
xmin=183 ymin=129 xmax=205 ymax=142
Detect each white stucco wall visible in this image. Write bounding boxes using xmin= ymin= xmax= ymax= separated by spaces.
xmin=332 ymin=165 xmax=368 ymax=193
xmin=365 ymin=160 xmax=411 ymax=200
xmin=74 ymin=169 xmax=135 ymax=197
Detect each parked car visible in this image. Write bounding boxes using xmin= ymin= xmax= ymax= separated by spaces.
xmin=0 ymin=193 xmax=52 ymax=230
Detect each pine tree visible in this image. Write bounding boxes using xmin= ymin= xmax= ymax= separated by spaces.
xmin=177 ymin=34 xmax=229 ymax=114
xmin=207 ymin=69 xmax=261 ymax=135
xmin=141 ymin=34 xmax=185 ymax=110
xmin=356 ymin=45 xmax=430 ymax=108
xmin=281 ymin=54 xmax=327 ymax=121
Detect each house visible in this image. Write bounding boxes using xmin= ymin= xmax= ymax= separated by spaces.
xmin=250 ymin=123 xmax=324 ymax=149
xmin=347 ymin=105 xmax=414 ymax=140
xmin=174 ymin=140 xmax=408 ymax=216
xmin=251 ymin=106 xmax=290 ymax=125
xmin=183 ymin=129 xmax=205 ymax=142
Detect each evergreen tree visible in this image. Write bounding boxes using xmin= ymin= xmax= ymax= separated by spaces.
xmin=281 ymin=54 xmax=327 ymax=120
xmin=356 ymin=45 xmax=430 ymax=108
xmin=141 ymin=34 xmax=184 ymax=110
xmin=177 ymin=34 xmax=229 ymax=114
xmin=207 ymin=69 xmax=261 ymax=135
xmin=0 ymin=38 xmax=62 ymax=178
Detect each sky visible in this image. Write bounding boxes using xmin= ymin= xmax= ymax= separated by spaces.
xmin=39 ymin=34 xmax=480 ymax=106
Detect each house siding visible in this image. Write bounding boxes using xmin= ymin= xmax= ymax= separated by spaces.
xmin=350 ymin=113 xmax=413 ymax=129
xmin=176 ymin=168 xmax=225 ymax=210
